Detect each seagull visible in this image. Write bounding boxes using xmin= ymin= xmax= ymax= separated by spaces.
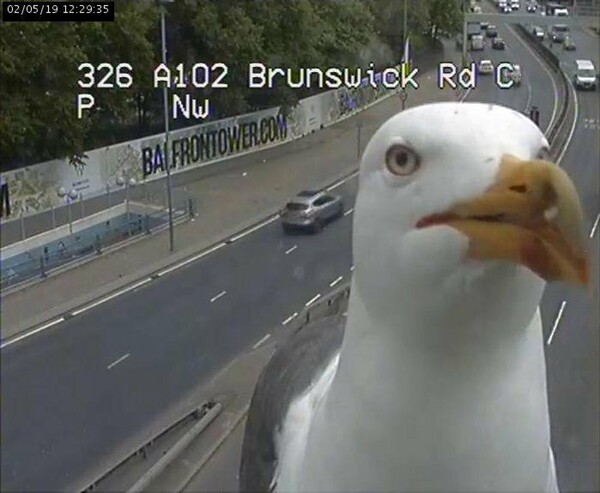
xmin=239 ymin=102 xmax=589 ymax=493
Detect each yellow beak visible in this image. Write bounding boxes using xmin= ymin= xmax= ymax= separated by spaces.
xmin=416 ymin=154 xmax=590 ymax=285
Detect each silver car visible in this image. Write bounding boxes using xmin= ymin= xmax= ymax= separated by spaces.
xmin=280 ymin=190 xmax=344 ymax=233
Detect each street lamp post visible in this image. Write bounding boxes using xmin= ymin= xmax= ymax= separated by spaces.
xmin=160 ymin=0 xmax=175 ymax=253
xmin=401 ymin=0 xmax=408 ymax=110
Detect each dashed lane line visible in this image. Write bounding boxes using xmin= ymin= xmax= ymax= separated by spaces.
xmin=330 ymin=276 xmax=344 ymax=287
xmin=107 ymin=353 xmax=130 ymax=370
xmin=547 ymin=300 xmax=567 ymax=346
xmin=210 ymin=290 xmax=227 ymax=303
xmin=590 ymin=212 xmax=600 ymax=239
xmin=305 ymin=294 xmax=321 ymax=307
xmin=285 ymin=245 xmax=297 ymax=255
xmin=252 ymin=334 xmax=271 ymax=350
xmin=344 ymin=208 xmax=354 ymax=217
xmin=282 ymin=312 xmax=298 ymax=325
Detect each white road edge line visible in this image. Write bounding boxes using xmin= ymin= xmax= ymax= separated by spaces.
xmin=71 ymin=278 xmax=152 ymax=317
xmin=282 ymin=312 xmax=298 ymax=325
xmin=590 ymin=212 xmax=600 ymax=239
xmin=547 ymin=300 xmax=567 ymax=346
xmin=0 ymin=317 xmax=65 ymax=350
xmin=210 ymin=290 xmax=227 ymax=303
xmin=252 ymin=334 xmax=271 ymax=349
xmin=229 ymin=216 xmax=279 ymax=243
xmin=107 ymin=353 xmax=130 ymax=370
xmin=343 ymin=208 xmax=354 ymax=217
xmin=157 ymin=242 xmax=227 ymax=277
xmin=505 ymin=24 xmax=559 ymax=134
xmin=350 ymin=265 xmax=355 ymax=272
xmin=326 ymin=172 xmax=359 ymax=192
xmin=330 ymin=276 xmax=343 ymax=287
xmin=285 ymin=245 xmax=297 ymax=255
xmin=305 ymin=294 xmax=321 ymax=307
xmin=556 ymin=77 xmax=579 ymax=166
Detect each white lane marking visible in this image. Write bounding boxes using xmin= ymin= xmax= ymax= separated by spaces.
xmin=524 ymin=77 xmax=533 ymax=115
xmin=547 ymin=300 xmax=567 ymax=346
xmin=330 ymin=276 xmax=343 ymax=287
xmin=210 ymin=290 xmax=227 ymax=303
xmin=590 ymin=212 xmax=600 ymax=239
xmin=556 ymin=77 xmax=579 ymax=166
xmin=157 ymin=242 xmax=227 ymax=277
xmin=252 ymin=334 xmax=271 ymax=349
xmin=107 ymin=353 xmax=130 ymax=370
xmin=285 ymin=245 xmax=297 ymax=255
xmin=343 ymin=208 xmax=354 ymax=217
xmin=459 ymin=84 xmax=472 ymax=102
xmin=326 ymin=172 xmax=359 ymax=192
xmin=0 ymin=317 xmax=65 ymax=350
xmin=305 ymin=294 xmax=321 ymax=307
xmin=350 ymin=265 xmax=355 ymax=272
xmin=282 ymin=312 xmax=298 ymax=325
xmin=228 ymin=215 xmax=279 ymax=243
xmin=505 ymin=24 xmax=559 ymax=134
xmin=71 ymin=278 xmax=152 ymax=317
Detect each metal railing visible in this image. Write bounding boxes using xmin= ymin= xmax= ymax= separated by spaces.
xmin=1 ymin=191 xmax=196 ymax=291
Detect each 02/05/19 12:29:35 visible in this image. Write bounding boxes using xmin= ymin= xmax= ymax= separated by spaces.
xmin=2 ymin=1 xmax=115 ymax=23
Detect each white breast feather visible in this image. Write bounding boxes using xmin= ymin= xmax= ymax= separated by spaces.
xmin=272 ymin=353 xmax=340 ymax=492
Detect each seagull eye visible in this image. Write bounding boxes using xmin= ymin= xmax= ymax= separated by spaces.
xmin=385 ymin=144 xmax=420 ymax=176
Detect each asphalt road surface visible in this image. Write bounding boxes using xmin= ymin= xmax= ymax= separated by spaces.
xmin=538 ymin=25 xmax=600 ymax=493
xmin=2 ymin=22 xmax=597 ymax=493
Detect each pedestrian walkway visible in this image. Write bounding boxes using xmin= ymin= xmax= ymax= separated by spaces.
xmin=1 ymin=41 xmax=465 ymax=341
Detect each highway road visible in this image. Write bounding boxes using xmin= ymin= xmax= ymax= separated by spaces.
xmin=538 ymin=24 xmax=600 ymax=493
xmin=1 ymin=19 xmax=597 ymax=493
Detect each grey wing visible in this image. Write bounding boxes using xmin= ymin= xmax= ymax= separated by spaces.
xmin=239 ymin=313 xmax=346 ymax=492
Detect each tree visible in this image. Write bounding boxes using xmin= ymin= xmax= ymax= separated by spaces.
xmin=427 ymin=0 xmax=463 ymax=40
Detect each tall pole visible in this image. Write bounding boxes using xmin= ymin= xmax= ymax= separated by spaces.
xmin=401 ymin=0 xmax=408 ymax=110
xmin=403 ymin=0 xmax=408 ymax=44
xmin=161 ymin=4 xmax=175 ymax=253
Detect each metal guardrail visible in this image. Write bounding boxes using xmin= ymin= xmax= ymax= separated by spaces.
xmin=81 ymin=401 xmax=221 ymax=493
xmin=512 ymin=24 xmax=573 ymax=158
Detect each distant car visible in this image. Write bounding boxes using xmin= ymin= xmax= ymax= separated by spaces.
xmin=532 ymin=26 xmax=545 ymax=40
xmin=511 ymin=1 xmax=520 ymax=8
xmin=486 ymin=26 xmax=498 ymax=37
xmin=492 ymin=37 xmax=506 ymax=50
xmin=574 ymin=59 xmax=597 ymax=90
xmin=564 ymin=36 xmax=576 ymax=50
xmin=526 ymin=3 xmax=537 ymax=12
xmin=478 ymin=60 xmax=494 ymax=75
xmin=503 ymin=5 xmax=513 ymax=13
xmin=554 ymin=7 xmax=569 ymax=16
xmin=509 ymin=64 xmax=522 ymax=85
xmin=280 ymin=190 xmax=344 ymax=233
xmin=480 ymin=21 xmax=490 ymax=29
xmin=550 ymin=24 xmax=569 ymax=42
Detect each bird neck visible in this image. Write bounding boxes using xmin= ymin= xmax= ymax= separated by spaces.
xmin=297 ymin=280 xmax=553 ymax=492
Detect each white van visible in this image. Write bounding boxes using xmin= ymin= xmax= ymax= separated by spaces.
xmin=470 ymin=34 xmax=484 ymax=51
xmin=574 ymin=60 xmax=597 ymax=90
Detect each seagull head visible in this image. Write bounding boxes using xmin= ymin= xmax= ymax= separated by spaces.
xmin=353 ymin=102 xmax=589 ymax=330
